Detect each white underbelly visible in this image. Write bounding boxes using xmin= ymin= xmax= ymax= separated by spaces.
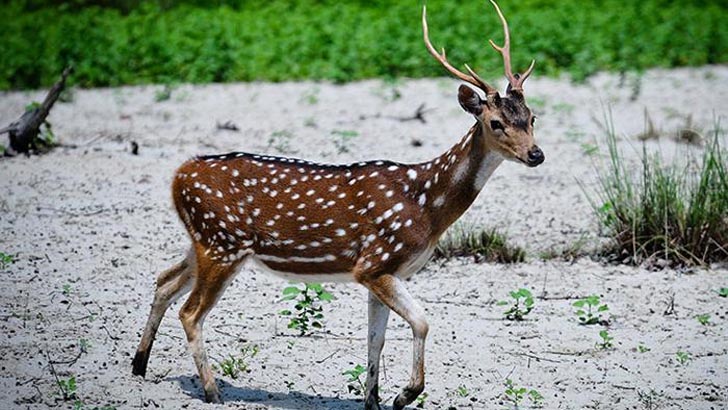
xmin=394 ymin=244 xmax=436 ymax=280
xmin=246 ymin=256 xmax=356 ymax=283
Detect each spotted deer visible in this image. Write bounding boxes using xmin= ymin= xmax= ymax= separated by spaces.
xmin=131 ymin=1 xmax=544 ymax=408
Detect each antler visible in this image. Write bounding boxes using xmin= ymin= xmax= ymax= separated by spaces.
xmin=488 ymin=0 xmax=535 ymax=92
xmin=422 ymin=5 xmax=497 ymax=95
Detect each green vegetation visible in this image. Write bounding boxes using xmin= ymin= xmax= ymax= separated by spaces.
xmin=279 ymin=282 xmax=335 ymax=335
xmin=435 ymin=225 xmax=525 ymax=263
xmin=342 ymin=364 xmax=366 ymax=396
xmin=675 ymin=351 xmax=691 ymax=366
xmin=596 ymin=329 xmax=614 ymax=350
xmin=573 ymin=295 xmax=609 ymax=325
xmin=0 ymin=252 xmax=13 ymax=269
xmin=2 ymin=0 xmax=726 ymax=90
xmin=503 ymin=378 xmax=543 ymax=408
xmin=497 ymin=288 xmax=535 ymax=321
xmin=213 ymin=344 xmax=259 ymax=379
xmin=588 ymin=112 xmax=728 ymax=267
xmin=718 ymin=287 xmax=728 ymax=298
xmin=696 ymin=313 xmax=711 ymax=326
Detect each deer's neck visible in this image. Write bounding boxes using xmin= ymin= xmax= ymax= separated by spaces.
xmin=412 ymin=123 xmax=503 ymax=238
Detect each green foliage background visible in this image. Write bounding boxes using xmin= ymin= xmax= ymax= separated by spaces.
xmin=2 ymin=0 xmax=726 ymax=90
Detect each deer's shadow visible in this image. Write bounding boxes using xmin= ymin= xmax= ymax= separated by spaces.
xmin=170 ymin=375 xmax=392 ymax=410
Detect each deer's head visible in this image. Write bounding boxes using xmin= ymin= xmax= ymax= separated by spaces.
xmin=423 ymin=0 xmax=544 ymax=167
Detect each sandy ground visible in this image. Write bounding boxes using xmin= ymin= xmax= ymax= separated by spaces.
xmin=1 ymin=66 xmax=727 ymax=410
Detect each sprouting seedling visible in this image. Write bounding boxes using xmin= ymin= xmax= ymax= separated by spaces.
xmin=56 ymin=375 xmax=78 ymax=401
xmin=342 ymin=364 xmax=366 ymax=396
xmin=497 ymin=288 xmax=534 ymax=321
xmin=675 ymin=351 xmax=691 ymax=366
xmin=415 ymin=392 xmax=429 ymax=407
xmin=504 ymin=379 xmax=543 ymax=408
xmin=718 ymin=288 xmax=728 ymax=298
xmin=696 ymin=314 xmax=710 ymax=326
xmin=331 ymin=129 xmax=359 ymax=154
xmin=0 ymin=252 xmax=13 ymax=269
xmin=279 ymin=283 xmax=335 ymax=335
xmin=637 ymin=344 xmax=650 ymax=353
xmin=456 ymin=384 xmax=469 ymax=397
xmin=573 ymin=295 xmax=609 ymax=325
xmin=596 ymin=329 xmax=614 ymax=350
xmin=213 ymin=344 xmax=259 ymax=379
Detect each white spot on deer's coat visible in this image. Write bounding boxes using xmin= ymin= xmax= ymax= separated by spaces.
xmin=407 ymin=169 xmax=417 ymax=180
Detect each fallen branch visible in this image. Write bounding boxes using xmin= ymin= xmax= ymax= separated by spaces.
xmin=387 ymin=103 xmax=435 ymax=124
xmin=1 ymin=67 xmax=72 ymax=155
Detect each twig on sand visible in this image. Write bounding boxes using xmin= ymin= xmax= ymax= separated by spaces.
xmin=505 ymin=350 xmax=561 ymax=363
xmin=388 ymin=103 xmax=435 ymax=124
xmin=216 ymin=120 xmax=240 ymax=132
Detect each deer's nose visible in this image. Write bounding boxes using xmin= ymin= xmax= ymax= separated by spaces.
xmin=527 ymin=146 xmax=544 ymax=167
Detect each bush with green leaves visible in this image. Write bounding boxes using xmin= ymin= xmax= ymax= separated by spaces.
xmin=573 ymin=295 xmax=609 ymax=325
xmin=279 ymin=283 xmax=335 ymax=335
xmin=588 ymin=111 xmax=728 ymax=267
xmin=2 ymin=0 xmax=726 ymax=90
xmin=497 ymin=288 xmax=535 ymax=321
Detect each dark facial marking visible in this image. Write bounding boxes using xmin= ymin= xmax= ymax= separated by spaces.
xmin=500 ymin=91 xmax=531 ymax=131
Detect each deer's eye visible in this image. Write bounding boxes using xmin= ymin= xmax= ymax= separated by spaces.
xmin=490 ymin=120 xmax=504 ymax=132
xmin=531 ymin=116 xmax=537 ymax=126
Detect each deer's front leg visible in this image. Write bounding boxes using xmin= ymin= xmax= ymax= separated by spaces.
xmin=362 ymin=274 xmax=429 ymax=410
xmin=365 ymin=291 xmax=390 ymax=410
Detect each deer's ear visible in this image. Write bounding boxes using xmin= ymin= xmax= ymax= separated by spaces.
xmin=458 ymin=84 xmax=483 ymax=115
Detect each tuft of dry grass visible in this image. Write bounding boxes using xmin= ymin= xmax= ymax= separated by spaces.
xmin=434 ymin=225 xmax=525 ymax=264
xmin=588 ymin=110 xmax=728 ymax=268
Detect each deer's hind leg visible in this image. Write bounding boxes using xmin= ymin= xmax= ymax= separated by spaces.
xmin=178 ymin=246 xmax=249 ymax=403
xmin=132 ymin=247 xmax=196 ymax=377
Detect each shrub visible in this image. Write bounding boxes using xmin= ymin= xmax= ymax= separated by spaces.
xmin=588 ymin=111 xmax=727 ymax=267
xmin=435 ymin=225 xmax=525 ymax=264
xmin=1 ymin=0 xmax=726 ymax=89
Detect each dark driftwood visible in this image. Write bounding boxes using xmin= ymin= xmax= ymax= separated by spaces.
xmin=0 ymin=67 xmax=71 ymax=155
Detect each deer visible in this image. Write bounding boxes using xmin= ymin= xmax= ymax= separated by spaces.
xmin=131 ymin=1 xmax=543 ymax=409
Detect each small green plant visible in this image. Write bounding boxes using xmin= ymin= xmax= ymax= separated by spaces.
xmin=415 ymin=392 xmax=428 ymax=407
xmin=267 ymin=130 xmax=296 ymax=154
xmin=56 ymin=375 xmax=78 ymax=401
xmin=214 ymin=344 xmax=259 ymax=379
xmin=497 ymin=288 xmax=534 ymax=321
xmin=504 ymin=379 xmax=543 ymax=408
xmin=330 ymin=129 xmax=358 ymax=154
xmin=79 ymin=338 xmax=91 ymax=353
xmin=597 ymin=329 xmax=614 ymax=350
xmin=581 ymin=142 xmax=599 ymax=156
xmin=0 ymin=252 xmax=13 ymax=269
xmin=279 ymin=283 xmax=335 ymax=335
xmin=637 ymin=344 xmax=651 ymax=353
xmin=435 ymin=225 xmax=525 ymax=263
xmin=573 ymin=295 xmax=609 ymax=325
xmin=675 ymin=351 xmax=691 ymax=366
xmin=696 ymin=313 xmax=711 ymax=326
xmin=718 ymin=288 xmax=728 ymax=298
xmin=342 ymin=364 xmax=366 ymax=396
xmin=62 ymin=284 xmax=72 ymax=296
xmin=456 ymin=384 xmax=469 ymax=398
xmin=300 ymin=86 xmax=319 ymax=105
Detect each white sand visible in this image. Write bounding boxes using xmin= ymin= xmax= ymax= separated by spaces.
xmin=1 ymin=66 xmax=726 ymax=409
